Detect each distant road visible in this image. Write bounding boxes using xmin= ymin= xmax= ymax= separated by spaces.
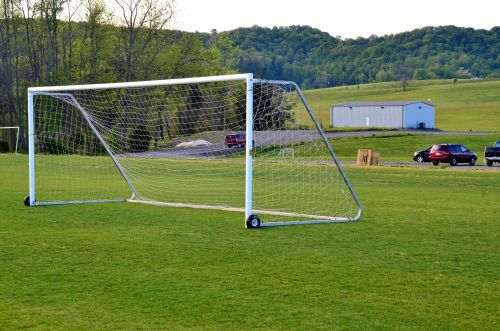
xmin=130 ymin=129 xmax=497 ymax=160
xmin=342 ymin=161 xmax=500 ymax=171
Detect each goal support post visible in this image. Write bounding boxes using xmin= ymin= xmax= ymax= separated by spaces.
xmin=27 ymin=73 xmax=362 ymax=227
xmin=245 ymin=74 xmax=254 ymax=223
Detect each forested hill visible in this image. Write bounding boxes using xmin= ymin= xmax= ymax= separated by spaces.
xmin=226 ymin=25 xmax=500 ymax=88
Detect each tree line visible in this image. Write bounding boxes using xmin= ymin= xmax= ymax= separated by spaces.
xmin=0 ymin=0 xmax=237 ymax=150
xmin=227 ymin=25 xmax=499 ymax=89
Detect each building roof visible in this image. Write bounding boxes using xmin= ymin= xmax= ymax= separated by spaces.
xmin=333 ymin=101 xmax=434 ymax=107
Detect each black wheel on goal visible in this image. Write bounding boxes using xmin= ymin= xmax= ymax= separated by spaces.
xmin=24 ymin=195 xmax=31 ymax=206
xmin=246 ymin=214 xmax=261 ymax=229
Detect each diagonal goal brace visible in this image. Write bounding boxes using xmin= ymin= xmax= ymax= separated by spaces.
xmin=27 ymin=74 xmax=362 ymax=227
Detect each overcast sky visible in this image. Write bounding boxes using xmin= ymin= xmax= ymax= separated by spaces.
xmin=174 ymin=0 xmax=499 ymax=39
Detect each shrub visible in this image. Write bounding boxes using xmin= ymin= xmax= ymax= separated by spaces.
xmin=0 ymin=141 xmax=9 ymax=153
xmin=38 ymin=138 xmax=71 ymax=154
xmin=128 ymin=125 xmax=151 ymax=153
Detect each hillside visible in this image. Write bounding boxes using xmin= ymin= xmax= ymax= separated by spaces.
xmin=303 ymin=79 xmax=500 ymax=132
xmin=228 ymin=25 xmax=500 ymax=88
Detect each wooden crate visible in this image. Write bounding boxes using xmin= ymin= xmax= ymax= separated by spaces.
xmin=356 ymin=149 xmax=379 ymax=166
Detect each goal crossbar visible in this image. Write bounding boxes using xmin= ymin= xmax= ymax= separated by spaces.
xmin=28 ymin=74 xmax=251 ymax=93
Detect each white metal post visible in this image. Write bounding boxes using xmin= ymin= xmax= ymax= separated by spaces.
xmin=27 ymin=91 xmax=36 ymax=206
xmin=15 ymin=126 xmax=19 ymax=154
xmin=244 ymin=74 xmax=254 ymax=222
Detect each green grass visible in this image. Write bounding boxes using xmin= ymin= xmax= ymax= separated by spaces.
xmin=304 ymin=79 xmax=500 ymax=132
xmin=30 ymin=154 xmax=358 ymax=222
xmin=1 ymin=153 xmax=499 ymax=329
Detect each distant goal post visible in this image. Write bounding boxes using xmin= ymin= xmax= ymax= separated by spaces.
xmin=0 ymin=126 xmax=20 ymax=154
xmin=27 ymin=73 xmax=362 ymax=227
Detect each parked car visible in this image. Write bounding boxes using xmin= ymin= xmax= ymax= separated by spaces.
xmin=429 ymin=144 xmax=477 ymax=166
xmin=413 ymin=147 xmax=432 ymax=163
xmin=484 ymin=141 xmax=500 ymax=167
xmin=224 ymin=133 xmax=254 ymax=148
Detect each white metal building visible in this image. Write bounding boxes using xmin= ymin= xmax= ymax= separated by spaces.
xmin=330 ymin=101 xmax=435 ymax=129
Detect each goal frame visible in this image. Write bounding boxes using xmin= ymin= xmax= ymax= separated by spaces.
xmin=27 ymin=73 xmax=362 ymax=226
xmin=0 ymin=126 xmax=20 ymax=154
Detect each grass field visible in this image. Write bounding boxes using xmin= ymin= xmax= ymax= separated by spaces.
xmin=255 ymin=133 xmax=499 ymax=162
xmin=304 ymin=79 xmax=500 ymax=132
xmin=0 ymin=150 xmax=499 ymax=329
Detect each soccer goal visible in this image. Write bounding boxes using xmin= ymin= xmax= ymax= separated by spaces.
xmin=0 ymin=126 xmax=20 ymax=153
xmin=27 ymin=73 xmax=362 ymax=227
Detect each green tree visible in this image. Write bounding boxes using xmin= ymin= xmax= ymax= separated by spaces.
xmin=113 ymin=0 xmax=174 ymax=81
xmin=208 ymin=30 xmax=239 ymax=73
xmin=413 ymin=68 xmax=427 ymax=80
xmin=375 ymin=69 xmax=388 ymax=82
xmin=79 ymin=0 xmax=110 ymax=82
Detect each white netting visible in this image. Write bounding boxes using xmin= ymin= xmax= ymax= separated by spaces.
xmin=32 ymin=77 xmax=359 ymax=223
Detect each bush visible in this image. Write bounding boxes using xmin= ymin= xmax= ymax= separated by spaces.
xmin=128 ymin=125 xmax=151 ymax=153
xmin=0 ymin=140 xmax=9 ymax=153
xmin=38 ymin=138 xmax=71 ymax=154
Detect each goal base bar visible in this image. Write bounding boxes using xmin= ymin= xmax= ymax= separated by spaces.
xmin=260 ymin=219 xmax=353 ymax=227
xmin=127 ymin=199 xmax=354 ymax=223
xmin=34 ymin=199 xmax=126 ymax=206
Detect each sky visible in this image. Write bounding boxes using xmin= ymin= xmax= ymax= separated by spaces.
xmin=175 ymin=0 xmax=499 ymax=39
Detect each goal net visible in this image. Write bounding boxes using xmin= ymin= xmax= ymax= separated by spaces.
xmin=27 ymin=74 xmax=361 ymax=227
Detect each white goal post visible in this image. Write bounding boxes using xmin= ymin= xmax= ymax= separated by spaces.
xmin=0 ymin=126 xmax=20 ymax=153
xmin=27 ymin=73 xmax=362 ymax=227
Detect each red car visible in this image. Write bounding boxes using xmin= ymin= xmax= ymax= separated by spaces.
xmin=225 ymin=133 xmax=247 ymax=148
xmin=429 ymin=144 xmax=477 ymax=166
xmin=225 ymin=133 xmax=255 ymax=148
